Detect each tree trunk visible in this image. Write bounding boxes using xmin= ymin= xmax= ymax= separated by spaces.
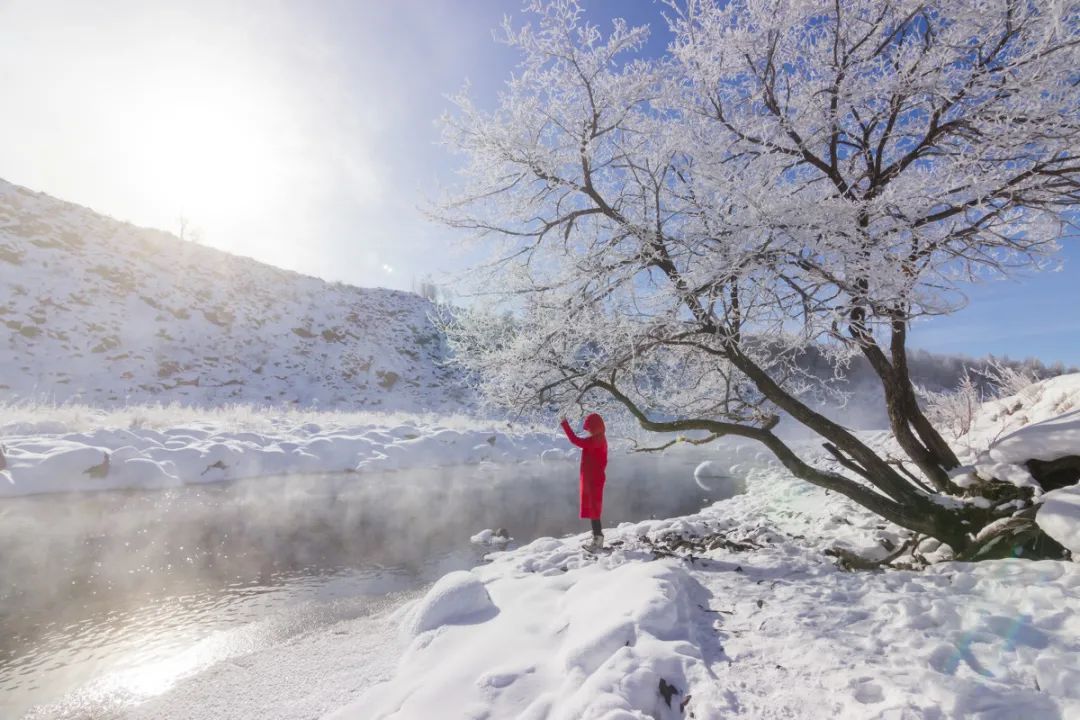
xmin=725 ymin=345 xmax=924 ymax=505
xmin=888 ymin=318 xmax=960 ymax=470
xmin=849 ymin=318 xmax=959 ymax=492
xmin=756 ymin=429 xmax=974 ymax=550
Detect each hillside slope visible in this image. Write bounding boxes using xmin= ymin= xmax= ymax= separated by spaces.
xmin=0 ymin=179 xmax=464 ymax=410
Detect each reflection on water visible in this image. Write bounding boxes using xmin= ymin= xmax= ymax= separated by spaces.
xmin=0 ymin=449 xmax=740 ymax=718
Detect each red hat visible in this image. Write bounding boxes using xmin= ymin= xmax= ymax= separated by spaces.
xmin=583 ymin=413 xmax=605 ymax=436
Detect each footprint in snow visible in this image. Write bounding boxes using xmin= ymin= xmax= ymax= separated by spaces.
xmin=850 ymin=678 xmax=885 ymax=704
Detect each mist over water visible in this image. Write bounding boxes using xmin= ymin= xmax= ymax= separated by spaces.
xmin=0 ymin=448 xmax=741 ymax=718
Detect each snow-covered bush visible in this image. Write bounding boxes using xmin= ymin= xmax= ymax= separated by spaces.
xmin=922 ymin=371 xmax=983 ymax=441
xmin=983 ymin=360 xmax=1044 ymax=403
xmin=921 ymin=360 xmax=1063 ymax=457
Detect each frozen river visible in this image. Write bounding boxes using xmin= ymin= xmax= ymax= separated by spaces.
xmin=0 ymin=449 xmax=741 ymax=719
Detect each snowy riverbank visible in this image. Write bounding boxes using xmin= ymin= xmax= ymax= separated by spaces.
xmin=4 ymin=378 xmax=1080 ymax=717
xmin=329 ymin=459 xmax=1080 ymax=719
xmin=0 ymin=405 xmax=570 ymax=497
xmin=324 ymin=376 xmax=1080 ymax=719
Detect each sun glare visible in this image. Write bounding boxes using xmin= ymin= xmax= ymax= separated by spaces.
xmin=122 ymin=65 xmax=289 ymax=235
xmin=0 ymin=0 xmax=397 ymax=280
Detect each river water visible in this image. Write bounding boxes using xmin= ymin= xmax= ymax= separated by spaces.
xmin=0 ymin=449 xmax=740 ymax=719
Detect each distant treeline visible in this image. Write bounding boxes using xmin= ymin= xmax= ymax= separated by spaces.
xmin=795 ymin=348 xmax=1076 ymax=430
xmin=803 ymin=349 xmax=1074 ymax=394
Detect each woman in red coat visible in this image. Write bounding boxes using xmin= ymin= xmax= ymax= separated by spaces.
xmin=560 ymin=413 xmax=608 ymax=550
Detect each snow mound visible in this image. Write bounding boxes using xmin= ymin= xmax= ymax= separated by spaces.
xmin=988 ymin=408 xmax=1080 ymax=466
xmin=332 ymin=558 xmax=700 ymax=720
xmin=1038 ymin=485 xmax=1080 ymax=556
xmin=401 ymin=571 xmax=496 ymax=639
xmin=963 ymin=407 xmax=1080 ymax=493
xmin=941 ymin=374 xmax=1080 ymax=557
xmin=559 ymin=616 xmax=637 ymax=674
xmin=470 ymin=528 xmax=512 ymax=547
xmin=955 ymin=374 xmax=1080 ymax=491
xmin=968 ymin=373 xmax=1080 ymax=443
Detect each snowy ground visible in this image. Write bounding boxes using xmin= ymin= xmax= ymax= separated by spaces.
xmin=329 ymin=458 xmax=1080 ymax=720
xmin=325 ymin=377 xmax=1080 ymax=720
xmin=0 ymin=405 xmax=568 ymax=497
xmin=5 ymin=379 xmax=1080 ymax=717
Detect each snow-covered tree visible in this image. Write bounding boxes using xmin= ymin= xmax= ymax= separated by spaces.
xmin=437 ymin=0 xmax=1080 ymax=556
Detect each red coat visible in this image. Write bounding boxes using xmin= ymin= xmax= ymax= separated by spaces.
xmin=561 ymin=414 xmax=608 ymax=519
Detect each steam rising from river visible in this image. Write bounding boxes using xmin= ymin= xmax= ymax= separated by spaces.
xmin=0 ymin=448 xmax=744 ymax=716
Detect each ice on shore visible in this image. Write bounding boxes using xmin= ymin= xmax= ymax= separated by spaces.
xmin=0 ymin=421 xmax=562 ymax=497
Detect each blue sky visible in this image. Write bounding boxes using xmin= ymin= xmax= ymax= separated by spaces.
xmin=0 ymin=0 xmax=1076 ymax=365
xmin=906 ymin=238 xmax=1080 ymax=367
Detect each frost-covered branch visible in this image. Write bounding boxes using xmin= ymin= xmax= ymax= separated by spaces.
xmin=434 ymin=0 xmax=1080 ymax=553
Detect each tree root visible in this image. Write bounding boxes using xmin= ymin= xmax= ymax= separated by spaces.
xmin=825 ymin=535 xmax=922 ymax=571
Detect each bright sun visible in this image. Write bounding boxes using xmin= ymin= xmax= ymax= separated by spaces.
xmin=2 ymin=0 xmax=385 ymax=277
xmin=123 ymin=68 xmax=288 ymax=233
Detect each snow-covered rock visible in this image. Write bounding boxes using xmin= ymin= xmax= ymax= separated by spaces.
xmin=333 ymin=559 xmax=701 ymax=720
xmin=960 ymin=375 xmax=1080 ymax=491
xmin=966 ymin=403 xmax=1080 ymax=494
xmin=1038 ymin=485 xmax=1080 ymax=556
xmin=984 ymin=408 xmax=1080 ymax=468
xmin=470 ymin=528 xmax=512 ymax=547
xmin=950 ymin=374 xmax=1080 ymax=553
xmin=400 ymin=570 xmax=496 ymax=638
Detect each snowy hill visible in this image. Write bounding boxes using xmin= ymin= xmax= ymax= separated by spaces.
xmin=0 ymin=179 xmax=465 ymax=410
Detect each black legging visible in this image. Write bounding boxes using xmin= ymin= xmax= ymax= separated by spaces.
xmin=590 ymin=519 xmax=602 ymax=535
